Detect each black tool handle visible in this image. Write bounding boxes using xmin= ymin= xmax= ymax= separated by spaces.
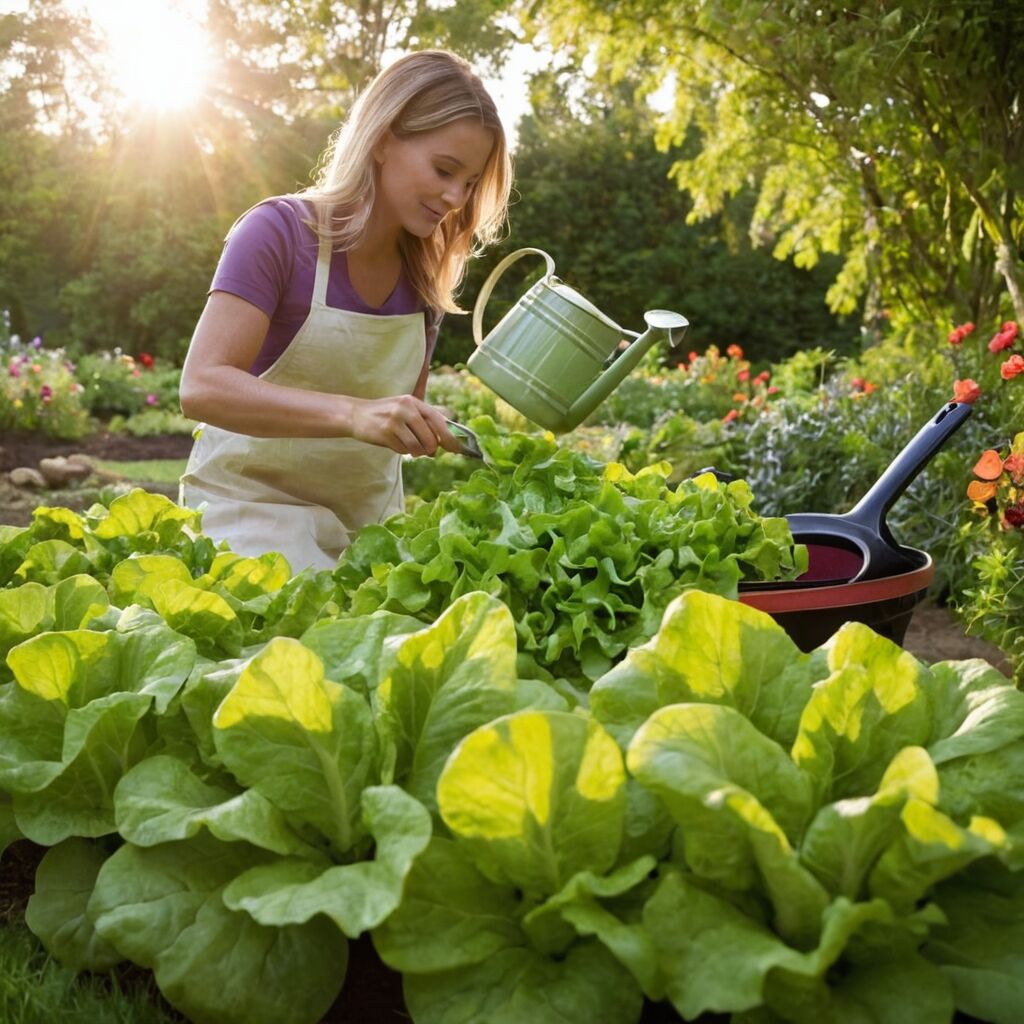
xmin=845 ymin=401 xmax=973 ymax=537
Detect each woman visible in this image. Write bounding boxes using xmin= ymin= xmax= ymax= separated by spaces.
xmin=179 ymin=50 xmax=512 ymax=571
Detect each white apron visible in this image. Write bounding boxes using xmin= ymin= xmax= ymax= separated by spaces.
xmin=180 ymin=237 xmax=425 ymax=572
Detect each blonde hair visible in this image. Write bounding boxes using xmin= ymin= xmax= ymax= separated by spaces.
xmin=299 ymin=50 xmax=512 ymax=314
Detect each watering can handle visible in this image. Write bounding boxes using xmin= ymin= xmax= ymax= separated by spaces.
xmin=472 ymin=247 xmax=557 ymax=346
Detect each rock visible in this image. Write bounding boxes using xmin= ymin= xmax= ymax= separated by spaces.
xmin=65 ymin=453 xmax=95 ymax=470
xmin=9 ymin=466 xmax=47 ymax=489
xmin=38 ymin=456 xmax=93 ymax=488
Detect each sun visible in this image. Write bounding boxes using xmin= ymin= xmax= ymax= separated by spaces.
xmin=83 ymin=0 xmax=212 ymax=112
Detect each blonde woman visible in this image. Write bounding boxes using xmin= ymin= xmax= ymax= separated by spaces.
xmin=179 ymin=50 xmax=512 ymax=572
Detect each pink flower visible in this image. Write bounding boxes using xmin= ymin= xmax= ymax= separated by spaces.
xmin=767 ymin=385 xmax=779 ymax=395
xmin=737 ymin=369 xmax=750 ymax=382
xmin=754 ymin=370 xmax=771 ymax=384
xmin=947 ymin=321 xmax=976 ymax=345
xmin=146 ymin=393 xmax=158 ymax=405
xmin=1000 ymin=354 xmax=1024 ymax=380
xmin=40 ymin=384 xmax=52 ymax=402
xmin=8 ymin=365 xmax=20 ymax=378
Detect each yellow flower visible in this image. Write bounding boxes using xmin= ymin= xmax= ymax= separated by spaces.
xmin=13 ymin=398 xmax=23 ymax=408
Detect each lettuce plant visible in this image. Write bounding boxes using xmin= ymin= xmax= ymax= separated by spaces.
xmin=337 ymin=419 xmax=806 ymax=683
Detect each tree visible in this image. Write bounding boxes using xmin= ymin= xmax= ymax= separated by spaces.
xmin=435 ymin=76 xmax=857 ymax=366
xmin=522 ymin=0 xmax=1024 ymax=333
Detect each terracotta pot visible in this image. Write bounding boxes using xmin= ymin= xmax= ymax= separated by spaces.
xmin=739 ymin=549 xmax=934 ymax=652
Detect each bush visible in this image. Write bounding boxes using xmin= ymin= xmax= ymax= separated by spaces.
xmin=0 ymin=334 xmax=90 ymax=440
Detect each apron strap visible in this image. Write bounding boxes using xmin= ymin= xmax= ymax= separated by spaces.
xmin=312 ymin=235 xmax=333 ymax=307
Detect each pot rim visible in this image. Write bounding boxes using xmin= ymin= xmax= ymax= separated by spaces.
xmin=739 ymin=550 xmax=934 ymax=613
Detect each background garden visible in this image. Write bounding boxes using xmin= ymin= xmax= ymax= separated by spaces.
xmin=1 ymin=1 xmax=1024 ymax=1022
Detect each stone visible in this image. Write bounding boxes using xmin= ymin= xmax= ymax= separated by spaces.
xmin=38 ymin=456 xmax=93 ymax=488
xmin=65 ymin=453 xmax=96 ymax=470
xmin=8 ymin=466 xmax=47 ymax=489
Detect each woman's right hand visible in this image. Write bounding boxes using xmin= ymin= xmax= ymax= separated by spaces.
xmin=347 ymin=394 xmax=463 ymax=456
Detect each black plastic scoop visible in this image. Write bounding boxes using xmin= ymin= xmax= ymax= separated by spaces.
xmin=743 ymin=400 xmax=973 ymax=588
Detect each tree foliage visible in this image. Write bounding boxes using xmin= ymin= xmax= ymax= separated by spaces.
xmin=438 ymin=80 xmax=856 ymax=366
xmin=523 ymin=0 xmax=1024 ymax=333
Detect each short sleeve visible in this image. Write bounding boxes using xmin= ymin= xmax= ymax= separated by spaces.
xmin=209 ymin=201 xmax=301 ymax=319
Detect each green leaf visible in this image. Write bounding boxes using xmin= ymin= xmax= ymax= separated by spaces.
xmin=213 ymin=637 xmax=378 ymax=854
xmin=925 ymin=659 xmax=1024 ymax=765
xmin=108 ymin=553 xmax=192 ymax=606
xmin=299 ymin=609 xmax=422 ymax=699
xmin=222 ymin=785 xmax=431 ymax=936
xmin=372 ymin=836 xmax=522 ymax=973
xmin=24 ymin=838 xmax=122 ymax=971
xmin=521 ymin=855 xmax=656 ymax=955
xmin=799 ymin=745 xmax=939 ymax=899
xmin=792 ymin=623 xmax=931 ymax=804
xmin=403 ymin=940 xmax=642 ymax=1024
xmin=868 ymin=800 xmax=1007 ymax=912
xmin=136 ymin=577 xmax=245 ymax=658
xmin=591 ymin=590 xmax=825 ymax=749
xmin=627 ymin=702 xmax=826 ymax=944
xmin=437 ymin=709 xmax=626 ymax=894
xmin=11 ymin=693 xmax=152 ymax=843
xmin=114 ymin=754 xmax=314 ymax=856
xmin=374 ymin=592 xmax=520 ymax=812
xmin=89 ymin=834 xmax=346 ymax=1024
xmin=643 ymin=869 xmax=897 ymax=1019
xmin=926 ymin=868 xmax=1024 ymax=1024
xmin=14 ymin=540 xmax=94 ymax=584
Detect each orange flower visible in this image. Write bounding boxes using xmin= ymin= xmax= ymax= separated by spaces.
xmin=726 ymin=344 xmax=744 ymax=359
xmin=722 ymin=409 xmax=739 ymax=423
xmin=953 ymin=378 xmax=981 ymax=404
xmin=732 ymin=392 xmax=748 ymax=403
xmin=1000 ymin=353 xmax=1024 ymax=380
xmin=967 ymin=480 xmax=998 ymax=502
xmin=972 ymin=449 xmax=1004 ymax=481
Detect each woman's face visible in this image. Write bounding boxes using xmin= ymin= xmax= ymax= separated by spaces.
xmin=374 ymin=118 xmax=495 ymax=238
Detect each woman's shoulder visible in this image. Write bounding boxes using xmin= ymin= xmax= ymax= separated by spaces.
xmin=231 ymin=195 xmax=317 ymax=242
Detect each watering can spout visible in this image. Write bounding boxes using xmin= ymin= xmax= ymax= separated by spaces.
xmin=567 ymin=309 xmax=689 ymax=426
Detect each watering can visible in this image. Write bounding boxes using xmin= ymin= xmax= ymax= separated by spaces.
xmin=467 ymin=248 xmax=689 ymax=432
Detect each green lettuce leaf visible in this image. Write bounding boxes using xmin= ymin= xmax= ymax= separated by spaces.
xmin=374 ymin=592 xmax=521 ymax=812
xmin=212 ymin=637 xmax=378 ymax=854
xmin=89 ymin=833 xmax=346 ymax=1024
xmin=222 ymin=784 xmax=430 ymax=936
xmin=590 ymin=589 xmax=827 ymax=750
xmin=437 ymin=709 xmax=626 ymax=893
xmin=24 ymin=838 xmax=123 ymax=971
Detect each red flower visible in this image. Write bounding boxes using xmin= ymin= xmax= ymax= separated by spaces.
xmin=1004 ymin=503 xmax=1024 ymax=529
xmin=754 ymin=370 xmax=771 ymax=384
xmin=953 ymin=378 xmax=981 ymax=403
xmin=722 ymin=409 xmax=739 ymax=424
xmin=1004 ymin=453 xmax=1024 ymax=484
xmin=737 ymin=369 xmax=750 ymax=382
xmin=767 ymin=385 xmax=779 ymax=395
xmin=1000 ymin=354 xmax=1024 ymax=380
xmin=988 ymin=321 xmax=1019 ymax=353
xmin=726 ymin=344 xmax=744 ymax=359
xmin=688 ymin=351 xmax=698 ymax=363
xmin=948 ymin=323 xmax=975 ymax=345
xmin=139 ymin=352 xmax=154 ymax=368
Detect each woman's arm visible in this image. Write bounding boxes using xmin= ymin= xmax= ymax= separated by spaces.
xmin=179 ymin=291 xmax=460 ymax=456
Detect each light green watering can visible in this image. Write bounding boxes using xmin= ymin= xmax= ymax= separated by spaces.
xmin=467 ymin=248 xmax=689 ymax=433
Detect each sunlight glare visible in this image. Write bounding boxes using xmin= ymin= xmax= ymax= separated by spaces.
xmin=84 ymin=0 xmax=211 ymax=111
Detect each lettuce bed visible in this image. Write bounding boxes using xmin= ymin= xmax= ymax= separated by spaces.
xmin=1 ymin=472 xmax=1022 ymax=1023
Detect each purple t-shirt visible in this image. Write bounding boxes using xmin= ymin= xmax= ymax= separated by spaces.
xmin=210 ymin=196 xmax=439 ymax=376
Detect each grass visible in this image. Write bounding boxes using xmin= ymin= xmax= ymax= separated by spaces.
xmin=0 ymin=922 xmax=179 ymax=1024
xmin=95 ymin=459 xmax=187 ymax=484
